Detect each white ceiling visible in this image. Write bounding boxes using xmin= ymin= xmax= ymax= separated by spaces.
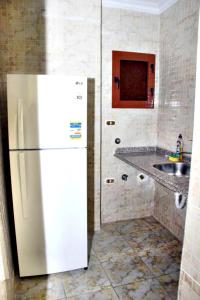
xmin=102 ymin=0 xmax=178 ymax=14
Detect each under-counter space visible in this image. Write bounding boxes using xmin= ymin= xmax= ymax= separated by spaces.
xmin=114 ymin=147 xmax=190 ymax=196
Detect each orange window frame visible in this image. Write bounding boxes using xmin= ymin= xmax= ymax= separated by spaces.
xmin=112 ymin=51 xmax=156 ymax=109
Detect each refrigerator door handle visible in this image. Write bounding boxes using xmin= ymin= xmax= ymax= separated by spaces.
xmin=18 ymin=152 xmax=29 ymax=219
xmin=17 ymin=99 xmax=25 ymax=149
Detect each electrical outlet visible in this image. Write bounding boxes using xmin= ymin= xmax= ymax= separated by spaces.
xmin=105 ymin=178 xmax=115 ymax=184
xmin=106 ymin=120 xmax=115 ymax=125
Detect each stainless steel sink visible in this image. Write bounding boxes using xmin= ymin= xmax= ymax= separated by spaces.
xmin=153 ymin=162 xmax=190 ymax=177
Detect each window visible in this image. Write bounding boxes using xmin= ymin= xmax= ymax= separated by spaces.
xmin=112 ymin=51 xmax=155 ymax=108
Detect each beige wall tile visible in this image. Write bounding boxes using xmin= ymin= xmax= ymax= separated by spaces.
xmin=153 ymin=183 xmax=186 ymax=241
xmin=178 ymin=271 xmax=200 ymax=300
xmin=101 ymin=7 xmax=160 ymax=223
xmin=158 ymin=0 xmax=199 ymax=153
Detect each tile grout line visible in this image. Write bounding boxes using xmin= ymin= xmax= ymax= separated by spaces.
xmin=61 ymin=280 xmax=68 ymax=300
xmin=110 ymin=277 xmax=175 ymax=300
xmin=92 ymin=247 xmax=120 ymax=299
xmin=117 ymin=224 xmax=159 ymax=282
xmin=98 ymin=262 xmax=120 ymax=299
xmin=88 ymin=244 xmax=120 ymax=298
xmin=98 ymin=219 xmax=181 ymax=298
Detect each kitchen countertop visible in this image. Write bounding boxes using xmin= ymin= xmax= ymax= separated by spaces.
xmin=114 ymin=147 xmax=190 ymax=196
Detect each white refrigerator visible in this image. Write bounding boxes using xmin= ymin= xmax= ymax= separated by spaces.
xmin=7 ymin=74 xmax=88 ymax=277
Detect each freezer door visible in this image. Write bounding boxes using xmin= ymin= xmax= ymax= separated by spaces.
xmin=7 ymin=75 xmax=87 ymax=150
xmin=9 ymin=148 xmax=87 ymax=276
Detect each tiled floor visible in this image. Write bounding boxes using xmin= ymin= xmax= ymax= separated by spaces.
xmin=15 ymin=217 xmax=182 ymax=299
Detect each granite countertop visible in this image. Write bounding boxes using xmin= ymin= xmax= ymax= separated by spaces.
xmin=114 ymin=147 xmax=190 ymax=196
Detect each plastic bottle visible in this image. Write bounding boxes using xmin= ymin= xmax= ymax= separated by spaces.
xmin=176 ymin=134 xmax=183 ymax=161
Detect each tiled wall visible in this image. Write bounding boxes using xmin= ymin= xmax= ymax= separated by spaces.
xmin=153 ymin=183 xmax=186 ymax=241
xmin=153 ymin=0 xmax=200 ymax=246
xmin=101 ymin=7 xmax=160 ymax=223
xmin=102 ymin=158 xmax=155 ymax=223
xmin=158 ymin=0 xmax=199 ymax=153
xmin=0 ymin=0 xmax=101 ymax=232
xmin=0 ymin=0 xmax=46 ymax=134
xmin=0 ymin=1 xmax=46 ymax=295
xmin=178 ymin=9 xmax=200 ymax=297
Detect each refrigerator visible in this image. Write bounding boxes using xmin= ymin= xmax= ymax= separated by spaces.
xmin=7 ymin=74 xmax=88 ymax=277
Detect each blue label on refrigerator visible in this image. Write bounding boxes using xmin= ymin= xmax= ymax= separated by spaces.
xmin=70 ymin=122 xmax=82 ymax=139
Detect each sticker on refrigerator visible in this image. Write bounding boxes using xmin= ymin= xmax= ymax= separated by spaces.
xmin=70 ymin=122 xmax=82 ymax=139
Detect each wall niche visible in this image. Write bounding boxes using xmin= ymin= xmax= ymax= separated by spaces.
xmin=112 ymin=51 xmax=155 ymax=109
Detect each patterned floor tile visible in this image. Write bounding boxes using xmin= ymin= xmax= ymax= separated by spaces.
xmin=15 ymin=275 xmax=66 ymax=300
xmin=143 ymin=217 xmax=166 ymax=231
xmin=114 ymin=279 xmax=170 ymax=300
xmin=137 ymin=228 xmax=174 ymax=244
xmin=157 ymin=272 xmax=180 ymax=300
xmin=102 ymin=254 xmax=153 ymax=287
xmin=101 ymin=222 xmax=122 ymax=235
xmin=154 ymin=228 xmax=175 ymax=241
xmin=121 ymin=237 xmax=144 ymax=256
xmin=92 ymin=232 xmax=134 ymax=262
xmin=123 ymin=227 xmax=153 ymax=239
xmin=67 ymin=286 xmax=119 ymax=300
xmin=115 ymin=219 xmax=152 ymax=236
xmin=154 ymin=240 xmax=182 ymax=258
xmin=141 ymin=252 xmax=180 ymax=277
xmin=61 ymin=261 xmax=110 ymax=297
xmin=91 ymin=228 xmax=121 ymax=242
xmin=124 ymin=228 xmax=177 ymax=257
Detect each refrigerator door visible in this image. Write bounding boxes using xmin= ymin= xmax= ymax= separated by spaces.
xmin=9 ymin=148 xmax=87 ymax=276
xmin=7 ymin=75 xmax=87 ymax=150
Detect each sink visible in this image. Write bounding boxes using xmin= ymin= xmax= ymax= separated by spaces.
xmin=153 ymin=162 xmax=190 ymax=177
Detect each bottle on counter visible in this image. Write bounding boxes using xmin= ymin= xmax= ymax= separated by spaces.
xmin=176 ymin=134 xmax=184 ymax=161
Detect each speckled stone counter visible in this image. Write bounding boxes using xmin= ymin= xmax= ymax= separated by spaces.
xmin=114 ymin=147 xmax=190 ymax=196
